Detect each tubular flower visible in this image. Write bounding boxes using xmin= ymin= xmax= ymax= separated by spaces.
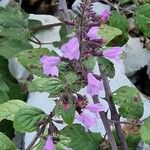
xmin=100 ymin=10 xmax=110 ymax=22
xmin=87 ymin=26 xmax=101 ymax=40
xmin=60 ymin=37 xmax=80 ymax=60
xmin=103 ymin=47 xmax=123 ymax=62
xmin=44 ymin=136 xmax=56 ymax=150
xmin=75 ymin=111 xmax=97 ymax=131
xmin=85 ymin=103 xmax=104 ymax=113
xmin=40 ymin=55 xmax=61 ymax=77
xmin=87 ymin=73 xmax=103 ymax=96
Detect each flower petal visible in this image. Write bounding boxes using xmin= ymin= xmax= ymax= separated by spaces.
xmin=44 ymin=136 xmax=56 ymax=150
xmin=60 ymin=37 xmax=80 ymax=60
xmin=86 ymin=103 xmax=104 ymax=113
xmin=87 ymin=26 xmax=101 ymax=40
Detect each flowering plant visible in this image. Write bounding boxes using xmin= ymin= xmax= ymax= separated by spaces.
xmin=0 ymin=0 xmax=150 ymax=150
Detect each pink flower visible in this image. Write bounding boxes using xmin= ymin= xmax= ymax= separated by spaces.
xmin=60 ymin=37 xmax=80 ymax=60
xmin=103 ymin=47 xmax=123 ymax=62
xmin=75 ymin=111 xmax=97 ymax=131
xmin=85 ymin=103 xmax=104 ymax=113
xmin=44 ymin=136 xmax=56 ymax=150
xmin=87 ymin=73 xmax=103 ymax=96
xmin=87 ymin=26 xmax=101 ymax=40
xmin=40 ymin=55 xmax=61 ymax=77
xmin=100 ymin=10 xmax=110 ymax=22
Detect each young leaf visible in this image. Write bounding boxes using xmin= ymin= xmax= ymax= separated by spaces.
xmin=0 ymin=80 xmax=9 ymax=92
xmin=83 ymin=57 xmax=96 ymax=71
xmin=60 ymin=124 xmax=102 ymax=150
xmin=13 ymin=106 xmax=46 ymax=133
xmin=99 ymin=25 xmax=122 ymax=45
xmin=0 ymin=132 xmax=16 ymax=150
xmin=140 ymin=117 xmax=150 ymax=144
xmin=28 ymin=78 xmax=64 ymax=97
xmin=97 ymin=57 xmax=115 ymax=78
xmin=0 ymin=100 xmax=26 ymax=122
xmin=112 ymin=86 xmax=144 ymax=119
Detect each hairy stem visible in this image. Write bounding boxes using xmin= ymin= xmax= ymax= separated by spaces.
xmin=99 ymin=66 xmax=128 ymax=150
xmin=93 ymin=95 xmax=118 ymax=150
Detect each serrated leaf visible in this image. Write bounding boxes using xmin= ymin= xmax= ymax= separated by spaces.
xmin=0 ymin=6 xmax=30 ymax=41
xmin=99 ymin=25 xmax=122 ymax=45
xmin=0 ymin=90 xmax=9 ymax=104
xmin=0 ymin=38 xmax=33 ymax=59
xmin=0 ymin=132 xmax=16 ymax=150
xmin=60 ymin=124 xmax=102 ymax=150
xmin=112 ymin=86 xmax=144 ymax=119
xmin=140 ymin=117 xmax=150 ymax=144
xmin=134 ymin=4 xmax=150 ymax=37
xmin=17 ymin=48 xmax=57 ymax=77
xmin=97 ymin=57 xmax=115 ymax=78
xmin=0 ymin=80 xmax=9 ymax=92
xmin=0 ymin=100 xmax=26 ymax=121
xmin=61 ymin=103 xmax=75 ymax=126
xmin=13 ymin=106 xmax=46 ymax=133
xmin=28 ymin=78 xmax=64 ymax=97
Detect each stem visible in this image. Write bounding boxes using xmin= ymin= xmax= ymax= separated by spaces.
xmin=92 ymin=95 xmax=118 ymax=150
xmin=99 ymin=66 xmax=128 ymax=150
xmin=30 ymin=23 xmax=62 ymax=31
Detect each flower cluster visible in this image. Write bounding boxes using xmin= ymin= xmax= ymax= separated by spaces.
xmin=41 ymin=6 xmax=124 ymax=150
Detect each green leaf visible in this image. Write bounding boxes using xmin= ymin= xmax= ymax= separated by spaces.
xmin=13 ymin=106 xmax=46 ymax=133
xmin=61 ymin=103 xmax=75 ymax=126
xmin=0 ymin=80 xmax=9 ymax=92
xmin=140 ymin=117 xmax=150 ymax=144
xmin=109 ymin=11 xmax=128 ymax=31
xmin=59 ymin=24 xmax=68 ymax=40
xmin=83 ymin=57 xmax=96 ymax=71
xmin=99 ymin=25 xmax=122 ymax=45
xmin=0 ymin=132 xmax=16 ymax=150
xmin=0 ymin=6 xmax=30 ymax=41
xmin=0 ymin=38 xmax=33 ymax=59
xmin=28 ymin=19 xmax=42 ymax=30
xmin=28 ymin=78 xmax=64 ymax=97
xmin=112 ymin=86 xmax=144 ymax=119
xmin=56 ymin=135 xmax=71 ymax=150
xmin=108 ymin=11 xmax=129 ymax=46
xmin=97 ymin=57 xmax=115 ymax=78
xmin=134 ymin=4 xmax=150 ymax=37
xmin=60 ymin=124 xmax=102 ymax=150
xmin=0 ymin=90 xmax=9 ymax=104
xmin=17 ymin=48 xmax=57 ymax=77
xmin=0 ymin=100 xmax=26 ymax=121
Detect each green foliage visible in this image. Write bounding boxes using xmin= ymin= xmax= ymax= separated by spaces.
xmin=99 ymin=25 xmax=122 ymax=45
xmin=0 ymin=80 xmax=9 ymax=92
xmin=97 ymin=57 xmax=115 ymax=78
xmin=17 ymin=48 xmax=57 ymax=77
xmin=134 ymin=4 xmax=150 ymax=37
xmin=108 ymin=11 xmax=129 ymax=46
xmin=112 ymin=86 xmax=144 ymax=119
xmin=0 ymin=132 xmax=16 ymax=150
xmin=28 ymin=77 xmax=64 ymax=97
xmin=83 ymin=57 xmax=96 ymax=71
xmin=60 ymin=124 xmax=102 ymax=150
xmin=0 ymin=38 xmax=33 ymax=59
xmin=140 ymin=117 xmax=150 ymax=144
xmin=0 ymin=100 xmax=26 ymax=122
xmin=13 ymin=106 xmax=46 ymax=133
xmin=0 ymin=90 xmax=9 ymax=104
xmin=0 ymin=6 xmax=33 ymax=58
xmin=61 ymin=103 xmax=75 ymax=126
